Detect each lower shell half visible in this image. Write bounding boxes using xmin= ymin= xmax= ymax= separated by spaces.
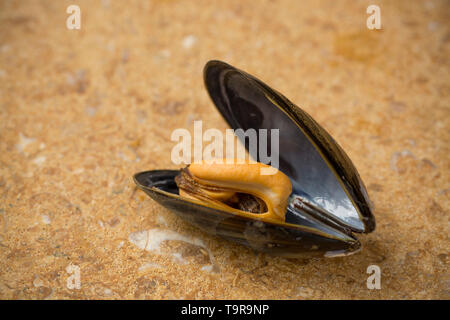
xmin=134 ymin=170 xmax=362 ymax=258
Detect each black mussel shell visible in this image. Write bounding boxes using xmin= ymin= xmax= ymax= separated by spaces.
xmin=133 ymin=60 xmax=375 ymax=258
xmin=203 ymin=60 xmax=375 ymax=234
xmin=134 ymin=170 xmax=361 ymax=258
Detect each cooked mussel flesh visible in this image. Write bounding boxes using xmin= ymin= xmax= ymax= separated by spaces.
xmin=175 ymin=159 xmax=292 ymax=223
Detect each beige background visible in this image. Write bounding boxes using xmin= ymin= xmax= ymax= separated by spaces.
xmin=0 ymin=0 xmax=448 ymax=299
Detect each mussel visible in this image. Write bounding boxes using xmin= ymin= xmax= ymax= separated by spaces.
xmin=134 ymin=60 xmax=375 ymax=258
xmin=176 ymin=160 xmax=292 ymax=222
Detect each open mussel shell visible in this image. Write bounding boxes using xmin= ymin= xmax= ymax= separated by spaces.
xmin=134 ymin=60 xmax=375 ymax=258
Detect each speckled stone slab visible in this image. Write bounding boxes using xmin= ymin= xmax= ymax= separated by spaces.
xmin=0 ymin=0 xmax=448 ymax=299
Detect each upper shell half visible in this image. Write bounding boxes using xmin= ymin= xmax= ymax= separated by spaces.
xmin=134 ymin=60 xmax=375 ymax=258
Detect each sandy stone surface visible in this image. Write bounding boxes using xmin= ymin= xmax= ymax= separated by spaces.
xmin=0 ymin=0 xmax=448 ymax=299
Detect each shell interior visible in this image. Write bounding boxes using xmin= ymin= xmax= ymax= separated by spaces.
xmin=203 ymin=60 xmax=375 ymax=234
